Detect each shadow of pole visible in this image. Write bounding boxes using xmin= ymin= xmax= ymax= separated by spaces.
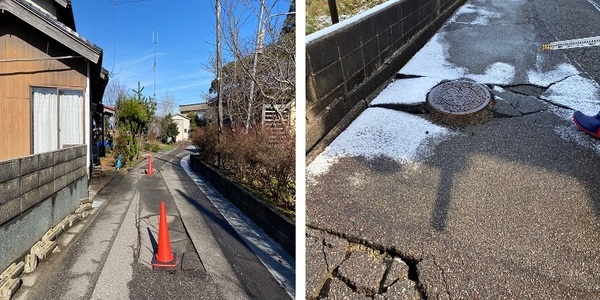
xmin=147 ymin=227 xmax=158 ymax=254
xmin=431 ymin=167 xmax=454 ymax=231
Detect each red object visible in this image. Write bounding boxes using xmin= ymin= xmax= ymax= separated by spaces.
xmin=152 ymin=201 xmax=177 ymax=268
xmin=147 ymin=155 xmax=154 ymax=175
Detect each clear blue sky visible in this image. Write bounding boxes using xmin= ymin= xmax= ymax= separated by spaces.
xmin=73 ymin=0 xmax=292 ymax=114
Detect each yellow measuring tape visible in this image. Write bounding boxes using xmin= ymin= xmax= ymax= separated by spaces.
xmin=542 ymin=36 xmax=600 ymax=51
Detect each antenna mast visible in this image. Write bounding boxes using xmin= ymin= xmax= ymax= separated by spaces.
xmin=152 ymin=31 xmax=158 ymax=99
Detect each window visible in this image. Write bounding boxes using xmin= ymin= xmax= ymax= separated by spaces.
xmin=32 ymin=87 xmax=84 ymax=154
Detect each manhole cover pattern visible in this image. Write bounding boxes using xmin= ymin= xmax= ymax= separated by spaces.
xmin=427 ymin=81 xmax=491 ymax=115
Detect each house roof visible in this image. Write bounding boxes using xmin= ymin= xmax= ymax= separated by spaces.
xmin=179 ymin=103 xmax=209 ymax=113
xmin=1 ymin=0 xmax=103 ymax=64
xmin=172 ymin=114 xmax=190 ymax=120
xmin=1 ymin=0 xmax=109 ymax=104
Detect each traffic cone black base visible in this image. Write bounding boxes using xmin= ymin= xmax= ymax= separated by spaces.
xmin=151 ymin=253 xmax=177 ymax=269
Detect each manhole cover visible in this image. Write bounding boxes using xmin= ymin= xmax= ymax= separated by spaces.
xmin=427 ymin=80 xmax=491 ymax=115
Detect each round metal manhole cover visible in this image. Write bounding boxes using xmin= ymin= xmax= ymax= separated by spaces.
xmin=427 ymin=80 xmax=491 ymax=115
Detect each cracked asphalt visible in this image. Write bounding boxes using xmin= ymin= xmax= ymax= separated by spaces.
xmin=306 ymin=0 xmax=600 ymax=299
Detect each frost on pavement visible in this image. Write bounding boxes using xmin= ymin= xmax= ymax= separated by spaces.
xmin=400 ymin=34 xmax=516 ymax=85
xmin=448 ymin=3 xmax=501 ymax=26
xmin=306 ymin=108 xmax=454 ymax=181
xmin=542 ymin=75 xmax=600 ymax=116
xmin=370 ymin=77 xmax=443 ymax=106
xmin=399 ymin=34 xmax=464 ymax=80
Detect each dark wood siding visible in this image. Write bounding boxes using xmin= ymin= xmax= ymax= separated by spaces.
xmin=0 ymin=14 xmax=87 ymax=160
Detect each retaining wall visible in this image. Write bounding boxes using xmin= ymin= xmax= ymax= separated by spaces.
xmin=0 ymin=145 xmax=88 ymax=271
xmin=306 ymin=0 xmax=466 ymax=159
xmin=189 ymin=155 xmax=295 ymax=258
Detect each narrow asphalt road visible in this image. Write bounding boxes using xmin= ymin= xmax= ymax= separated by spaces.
xmin=14 ymin=148 xmax=291 ymax=299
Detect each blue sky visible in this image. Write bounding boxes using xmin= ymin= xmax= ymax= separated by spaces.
xmin=73 ymin=0 xmax=292 ymax=114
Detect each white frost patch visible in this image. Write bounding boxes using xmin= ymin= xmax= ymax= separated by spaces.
xmin=400 ymin=34 xmax=464 ymax=80
xmin=448 ymin=3 xmax=501 ymax=25
xmin=527 ymin=62 xmax=579 ymax=87
xmin=471 ymin=62 xmax=516 ymax=84
xmin=370 ymin=77 xmax=443 ymax=105
xmin=542 ymin=75 xmax=600 ymax=115
xmin=400 ymin=34 xmax=516 ymax=84
xmin=307 ymin=108 xmax=454 ymax=178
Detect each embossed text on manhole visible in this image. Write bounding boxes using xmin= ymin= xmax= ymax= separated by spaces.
xmin=427 ymin=80 xmax=491 ymax=115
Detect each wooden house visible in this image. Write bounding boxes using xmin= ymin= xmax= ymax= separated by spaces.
xmin=0 ymin=0 xmax=108 ymax=169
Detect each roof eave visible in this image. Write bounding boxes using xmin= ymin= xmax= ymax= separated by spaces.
xmin=1 ymin=0 xmax=101 ymax=64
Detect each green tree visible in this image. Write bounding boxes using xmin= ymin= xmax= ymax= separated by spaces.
xmin=160 ymin=113 xmax=180 ymax=144
xmin=186 ymin=111 xmax=201 ymax=129
xmin=131 ymin=82 xmax=157 ymax=131
xmin=114 ymin=83 xmax=155 ymax=162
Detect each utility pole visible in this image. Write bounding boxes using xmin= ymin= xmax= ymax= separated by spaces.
xmin=328 ymin=0 xmax=339 ymax=24
xmin=245 ymin=0 xmax=266 ymax=133
xmin=152 ymin=31 xmax=158 ymax=99
xmin=216 ymin=0 xmax=224 ymax=144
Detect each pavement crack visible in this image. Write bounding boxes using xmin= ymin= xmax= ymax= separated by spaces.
xmin=432 ymin=255 xmax=451 ymax=299
xmin=395 ymin=73 xmax=427 ymax=79
xmin=369 ymin=103 xmax=428 ymax=115
xmin=317 ymin=277 xmax=333 ymax=299
xmin=134 ymin=200 xmax=141 ymax=261
xmin=537 ymin=96 xmax=575 ymax=111
xmin=495 ymin=75 xmax=573 ymax=97
xmin=307 ymin=225 xmax=425 ymax=298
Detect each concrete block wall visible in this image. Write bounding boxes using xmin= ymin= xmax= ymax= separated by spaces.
xmin=0 ymin=145 xmax=88 ymax=271
xmin=306 ymin=0 xmax=466 ymax=158
xmin=189 ymin=155 xmax=295 ymax=258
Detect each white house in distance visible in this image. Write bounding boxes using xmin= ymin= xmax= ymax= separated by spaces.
xmin=172 ymin=114 xmax=190 ymax=141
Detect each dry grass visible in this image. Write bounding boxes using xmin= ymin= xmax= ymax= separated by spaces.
xmin=306 ymin=0 xmax=389 ymax=34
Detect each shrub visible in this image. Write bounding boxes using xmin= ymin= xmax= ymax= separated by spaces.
xmin=190 ymin=123 xmax=295 ymax=215
xmin=190 ymin=123 xmax=219 ymax=164
xmin=152 ymin=144 xmax=160 ymax=152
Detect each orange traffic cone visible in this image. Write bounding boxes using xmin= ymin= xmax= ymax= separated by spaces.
xmin=146 ymin=155 xmax=154 ymax=175
xmin=152 ymin=201 xmax=177 ymax=269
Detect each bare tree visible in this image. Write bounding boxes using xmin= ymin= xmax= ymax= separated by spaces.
xmin=102 ymin=78 xmax=129 ymax=132
xmin=214 ymin=0 xmax=295 ymax=130
xmin=158 ymin=91 xmax=176 ymax=117
xmin=216 ymin=0 xmax=224 ymax=144
xmin=103 ymin=78 xmax=128 ymax=108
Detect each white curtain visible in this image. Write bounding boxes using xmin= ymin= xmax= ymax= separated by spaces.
xmin=33 ymin=88 xmax=58 ymax=154
xmin=59 ymin=90 xmax=84 ymax=147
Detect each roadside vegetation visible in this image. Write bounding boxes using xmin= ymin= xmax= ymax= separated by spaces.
xmin=191 ymin=125 xmax=295 ymax=219
xmin=100 ymin=80 xmax=181 ymax=171
xmin=191 ymin=0 xmax=296 ymax=219
xmin=306 ymin=0 xmax=388 ymax=34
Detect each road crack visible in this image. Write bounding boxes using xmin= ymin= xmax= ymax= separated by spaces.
xmin=307 ymin=225 xmax=425 ymax=299
xmin=432 ymin=255 xmax=451 ymax=299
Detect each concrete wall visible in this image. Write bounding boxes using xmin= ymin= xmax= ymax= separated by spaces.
xmin=306 ymin=0 xmax=466 ymax=158
xmin=189 ymin=155 xmax=295 ymax=258
xmin=0 ymin=145 xmax=88 ymax=271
